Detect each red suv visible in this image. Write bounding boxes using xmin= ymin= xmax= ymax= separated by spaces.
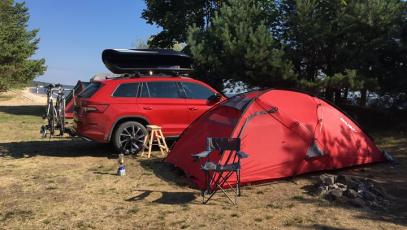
xmin=74 ymin=76 xmax=224 ymax=153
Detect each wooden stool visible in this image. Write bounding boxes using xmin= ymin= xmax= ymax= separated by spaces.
xmin=141 ymin=125 xmax=169 ymax=158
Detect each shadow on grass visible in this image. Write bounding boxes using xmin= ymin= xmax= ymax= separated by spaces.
xmin=139 ymin=158 xmax=195 ymax=188
xmin=298 ymin=224 xmax=355 ymax=230
xmin=126 ymin=189 xmax=196 ymax=204
xmin=0 ymin=129 xmax=178 ymax=160
xmin=0 ymin=139 xmax=115 ymax=158
xmin=0 ymin=105 xmax=44 ymax=117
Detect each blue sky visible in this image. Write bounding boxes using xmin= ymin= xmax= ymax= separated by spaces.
xmin=20 ymin=0 xmax=161 ymax=85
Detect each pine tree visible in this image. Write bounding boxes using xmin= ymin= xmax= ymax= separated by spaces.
xmin=142 ymin=0 xmax=220 ymax=48
xmin=0 ymin=0 xmax=46 ymax=92
xmin=280 ymin=0 xmax=406 ymax=102
xmin=188 ymin=0 xmax=296 ymax=91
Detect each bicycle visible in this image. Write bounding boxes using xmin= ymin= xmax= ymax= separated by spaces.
xmin=40 ymin=84 xmax=67 ymax=137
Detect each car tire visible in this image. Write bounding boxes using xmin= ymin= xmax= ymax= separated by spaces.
xmin=113 ymin=121 xmax=147 ymax=154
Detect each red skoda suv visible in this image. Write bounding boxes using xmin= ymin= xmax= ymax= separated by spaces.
xmin=74 ymin=76 xmax=224 ymax=153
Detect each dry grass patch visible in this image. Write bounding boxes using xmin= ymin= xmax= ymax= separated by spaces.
xmin=1 ymin=104 xmax=407 ymax=229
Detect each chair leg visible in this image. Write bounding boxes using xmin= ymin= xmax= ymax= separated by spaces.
xmin=202 ymin=171 xmax=238 ymax=205
xmin=202 ymin=170 xmax=211 ymax=204
xmin=237 ymin=169 xmax=241 ymax=197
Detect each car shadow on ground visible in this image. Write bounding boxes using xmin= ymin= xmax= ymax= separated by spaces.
xmin=0 ymin=139 xmax=115 ymax=158
xmin=0 ymin=105 xmax=44 ymax=116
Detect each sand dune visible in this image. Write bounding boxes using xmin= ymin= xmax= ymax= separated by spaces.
xmin=0 ymin=87 xmax=47 ymax=106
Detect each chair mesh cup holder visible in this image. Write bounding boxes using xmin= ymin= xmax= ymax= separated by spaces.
xmin=192 ymin=137 xmax=249 ymax=205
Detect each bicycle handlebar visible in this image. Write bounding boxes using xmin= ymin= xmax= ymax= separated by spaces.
xmin=46 ymin=84 xmax=68 ymax=97
xmin=46 ymin=83 xmax=62 ymax=89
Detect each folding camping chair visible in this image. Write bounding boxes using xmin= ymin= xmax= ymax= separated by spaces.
xmin=192 ymin=138 xmax=249 ymax=205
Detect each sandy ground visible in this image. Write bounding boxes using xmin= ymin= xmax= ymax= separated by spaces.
xmin=0 ymin=87 xmax=47 ymax=106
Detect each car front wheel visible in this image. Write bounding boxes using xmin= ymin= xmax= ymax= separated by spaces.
xmin=113 ymin=121 xmax=147 ymax=154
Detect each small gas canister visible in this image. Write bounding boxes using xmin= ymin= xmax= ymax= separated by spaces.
xmin=117 ymin=164 xmax=126 ymax=176
xmin=117 ymin=154 xmax=125 ymax=176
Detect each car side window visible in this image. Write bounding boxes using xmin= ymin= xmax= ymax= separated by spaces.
xmin=181 ymin=82 xmax=215 ymax=100
xmin=112 ymin=83 xmax=139 ymax=97
xmin=139 ymin=82 xmax=150 ymax=98
xmin=146 ymin=82 xmax=182 ymax=98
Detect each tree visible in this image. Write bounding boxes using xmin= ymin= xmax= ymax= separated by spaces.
xmin=143 ymin=0 xmax=407 ymax=101
xmin=142 ymin=0 xmax=220 ymax=48
xmin=188 ymin=0 xmax=296 ymax=91
xmin=0 ymin=0 xmax=46 ymax=92
xmin=279 ymin=0 xmax=406 ymax=102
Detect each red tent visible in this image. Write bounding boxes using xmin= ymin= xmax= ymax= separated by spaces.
xmin=166 ymin=89 xmax=385 ymax=189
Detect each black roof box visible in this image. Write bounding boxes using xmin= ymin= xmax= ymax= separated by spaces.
xmin=102 ymin=49 xmax=193 ymax=74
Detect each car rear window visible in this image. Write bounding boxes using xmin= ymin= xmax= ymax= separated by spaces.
xmin=112 ymin=83 xmax=139 ymax=97
xmin=181 ymin=82 xmax=215 ymax=99
xmin=78 ymin=82 xmax=101 ymax=98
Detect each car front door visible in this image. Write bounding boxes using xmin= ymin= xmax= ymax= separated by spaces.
xmin=137 ymin=81 xmax=188 ymax=136
xmin=180 ymin=81 xmax=218 ymax=123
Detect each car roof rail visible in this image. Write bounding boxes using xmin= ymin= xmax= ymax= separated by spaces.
xmin=90 ymin=73 xmax=192 ymax=82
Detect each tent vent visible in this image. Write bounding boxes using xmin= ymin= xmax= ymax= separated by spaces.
xmin=306 ymin=142 xmax=324 ymax=159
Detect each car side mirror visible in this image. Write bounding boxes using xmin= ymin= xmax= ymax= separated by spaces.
xmin=208 ymin=93 xmax=222 ymax=103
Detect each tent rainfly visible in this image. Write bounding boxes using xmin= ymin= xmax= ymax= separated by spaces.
xmin=166 ymin=90 xmax=385 ymax=189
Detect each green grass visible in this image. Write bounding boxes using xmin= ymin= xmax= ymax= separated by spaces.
xmin=0 ymin=106 xmax=44 ymax=141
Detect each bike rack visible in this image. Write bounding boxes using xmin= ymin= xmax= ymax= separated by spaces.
xmin=40 ymin=84 xmax=74 ymax=138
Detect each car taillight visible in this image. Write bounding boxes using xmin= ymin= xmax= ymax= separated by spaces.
xmin=83 ymin=104 xmax=109 ymax=113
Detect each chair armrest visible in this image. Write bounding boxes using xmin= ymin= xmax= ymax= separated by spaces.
xmin=237 ymin=151 xmax=249 ymax=159
xmin=202 ymin=161 xmax=218 ymax=170
xmin=192 ymin=150 xmax=212 ymax=159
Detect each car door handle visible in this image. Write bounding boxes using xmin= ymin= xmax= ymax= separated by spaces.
xmin=188 ymin=107 xmax=198 ymax=111
xmin=143 ymin=106 xmax=152 ymax=110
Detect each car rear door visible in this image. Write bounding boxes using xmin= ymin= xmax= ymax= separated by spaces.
xmin=137 ymin=81 xmax=188 ymax=136
xmin=180 ymin=81 xmax=218 ymax=123
xmin=109 ymin=81 xmax=141 ymax=119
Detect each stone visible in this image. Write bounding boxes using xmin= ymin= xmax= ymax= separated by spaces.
xmin=336 ymin=183 xmax=347 ymax=190
xmin=371 ymin=187 xmax=384 ymax=197
xmin=361 ymin=179 xmax=375 ymax=191
xmin=349 ymin=197 xmax=366 ymax=208
xmin=344 ymin=189 xmax=359 ymax=199
xmin=367 ymin=201 xmax=383 ymax=210
xmin=320 ymin=174 xmax=336 ymax=186
xmin=362 ymin=190 xmax=376 ymax=201
xmin=328 ymin=184 xmax=338 ymax=190
xmin=337 ymin=175 xmax=359 ymax=190
xmin=357 ymin=183 xmax=368 ymax=193
xmin=316 ymin=185 xmax=328 ymax=196
xmin=325 ymin=188 xmax=343 ymax=201
xmin=369 ymin=183 xmax=386 ymax=198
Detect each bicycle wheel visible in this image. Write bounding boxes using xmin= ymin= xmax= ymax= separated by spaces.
xmin=49 ymin=103 xmax=55 ymax=135
xmin=58 ymin=99 xmax=65 ymax=135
